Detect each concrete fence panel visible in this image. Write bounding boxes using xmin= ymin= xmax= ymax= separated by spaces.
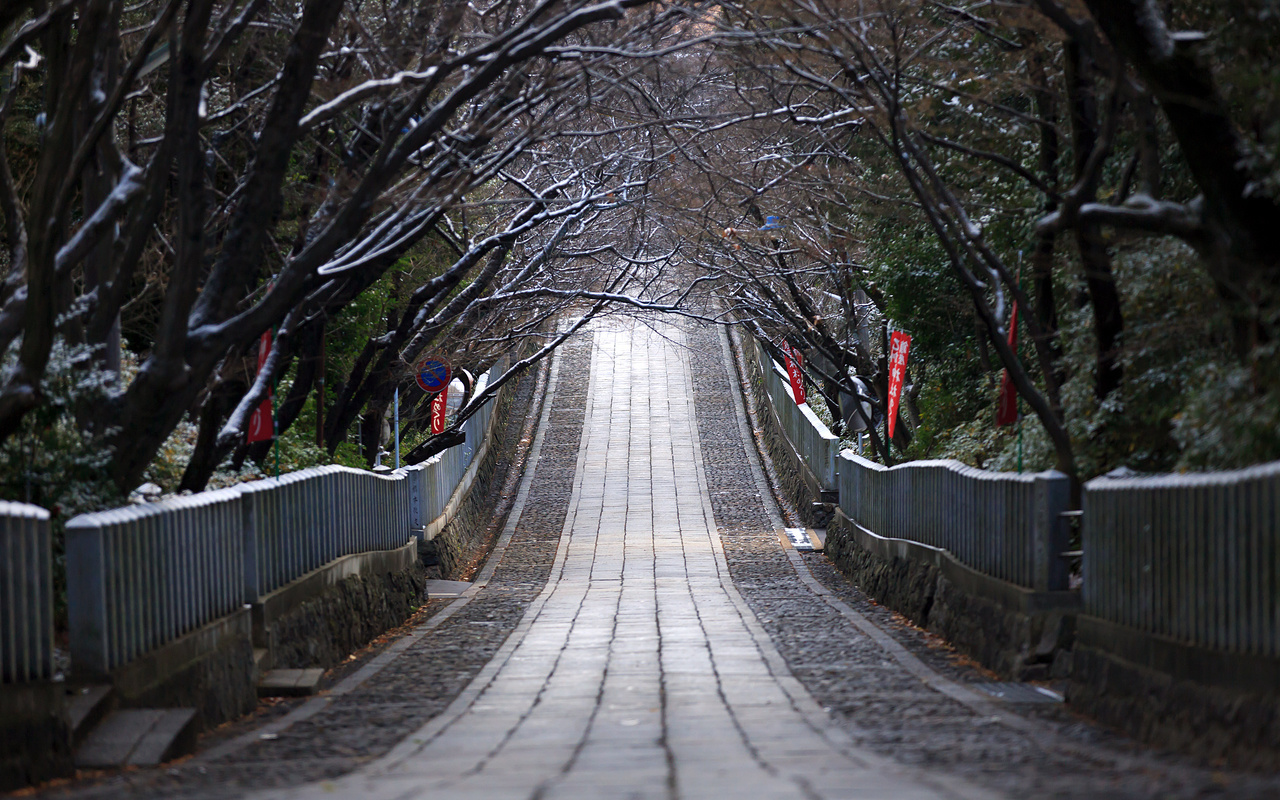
xmin=239 ymin=466 xmax=412 ymax=601
xmin=66 ymin=488 xmax=245 ymax=676
xmin=754 ymin=340 xmax=839 ymax=491
xmin=0 ymin=501 xmax=53 ymax=683
xmin=838 ymin=451 xmax=1070 ymax=590
xmin=1083 ymin=462 xmax=1280 ymax=657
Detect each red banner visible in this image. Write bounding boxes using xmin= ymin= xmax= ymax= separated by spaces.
xmin=247 ymin=329 xmax=274 ymax=444
xmin=996 ymin=300 xmax=1019 ymax=426
xmin=886 ymin=331 xmax=911 ymax=440
xmin=430 ymin=385 xmax=448 ymax=434
xmin=780 ymin=341 xmax=806 ymax=405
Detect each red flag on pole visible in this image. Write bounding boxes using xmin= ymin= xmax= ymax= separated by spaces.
xmin=996 ymin=301 xmax=1019 ymax=427
xmin=247 ymin=329 xmax=274 ymax=444
xmin=887 ymin=331 xmax=911 ymax=440
xmin=780 ymin=341 xmax=806 ymax=405
xmin=430 ymin=385 xmax=448 ymax=434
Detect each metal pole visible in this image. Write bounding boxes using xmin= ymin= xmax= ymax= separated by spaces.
xmin=1017 ymin=416 xmax=1023 ymax=474
xmin=273 ymin=325 xmax=280 ymax=480
xmin=394 ymin=387 xmax=400 ymax=470
xmin=316 ymin=323 xmax=325 ymax=449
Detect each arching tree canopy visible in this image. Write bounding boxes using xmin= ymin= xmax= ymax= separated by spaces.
xmin=2 ymin=0 xmax=1278 ymax=510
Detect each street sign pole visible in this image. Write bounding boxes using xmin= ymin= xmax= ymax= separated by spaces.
xmin=394 ymin=387 xmax=400 ymax=470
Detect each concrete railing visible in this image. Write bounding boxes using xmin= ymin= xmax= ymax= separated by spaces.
xmin=1 ymin=501 xmax=54 ymax=683
xmin=405 ymin=364 xmax=499 ymax=533
xmin=750 ymin=334 xmax=1069 ymax=592
xmin=240 ymin=467 xmax=412 ymax=601
xmin=755 ymin=340 xmax=838 ymax=491
xmin=1083 ymin=461 xmax=1280 ymax=657
xmin=66 ymin=488 xmax=246 ymax=676
xmin=839 ymin=452 xmax=1071 ymax=591
xmin=60 ymin=363 xmax=510 ymax=677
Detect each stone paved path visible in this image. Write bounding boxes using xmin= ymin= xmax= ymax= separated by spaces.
xmin=258 ymin=322 xmax=987 ymax=800
xmin=37 ymin=320 xmax=1280 ymax=800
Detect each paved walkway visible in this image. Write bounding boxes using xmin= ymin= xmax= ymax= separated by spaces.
xmin=260 ymin=322 xmax=986 ymax=800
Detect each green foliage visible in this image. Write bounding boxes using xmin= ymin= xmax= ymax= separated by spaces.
xmin=0 ymin=342 xmax=122 ymax=513
xmin=864 ymin=216 xmax=991 ymax=461
xmin=914 ymin=236 xmax=1280 ymax=476
xmin=0 ymin=342 xmax=126 ymax=628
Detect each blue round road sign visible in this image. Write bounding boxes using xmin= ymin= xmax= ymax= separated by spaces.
xmin=416 ymin=358 xmax=451 ymax=393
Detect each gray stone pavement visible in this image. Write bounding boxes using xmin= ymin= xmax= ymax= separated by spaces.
xmin=255 ymin=322 xmax=989 ymax=800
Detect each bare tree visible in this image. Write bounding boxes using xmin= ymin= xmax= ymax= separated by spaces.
xmin=0 ymin=0 xmax=709 ymax=492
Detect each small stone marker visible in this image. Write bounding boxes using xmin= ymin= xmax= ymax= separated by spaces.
xmin=782 ymin=527 xmax=823 ymax=551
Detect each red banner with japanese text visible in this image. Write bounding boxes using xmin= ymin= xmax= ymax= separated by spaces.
xmin=430 ymin=386 xmax=448 ymax=434
xmin=247 ymin=329 xmax=274 ymax=444
xmin=886 ymin=330 xmax=911 ymax=440
xmin=780 ymin=341 xmax=806 ymax=405
xmin=996 ymin=300 xmax=1019 ymax=426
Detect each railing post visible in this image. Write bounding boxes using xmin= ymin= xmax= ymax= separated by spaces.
xmin=66 ymin=517 xmax=110 ymax=676
xmin=1 ymin=504 xmax=53 ymax=683
xmin=409 ymin=466 xmax=423 ymax=536
xmin=240 ymin=485 xmax=261 ymax=604
xmin=1033 ymin=470 xmax=1070 ymax=591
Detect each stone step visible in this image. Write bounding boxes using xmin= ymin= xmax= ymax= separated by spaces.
xmin=424 ymin=579 xmax=472 ymax=599
xmin=74 ymin=708 xmax=198 ymax=769
xmin=257 ymin=668 xmax=325 ymax=698
xmin=67 ymin=685 xmax=113 ymax=748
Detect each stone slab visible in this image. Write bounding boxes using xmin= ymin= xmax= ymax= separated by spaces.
xmin=258 ymin=669 xmax=325 ymax=697
xmin=424 ymin=579 xmax=472 ymax=598
xmin=67 ymin=685 xmax=112 ymax=745
xmin=127 ymin=708 xmax=198 ymax=766
xmin=74 ymin=708 xmax=197 ymax=769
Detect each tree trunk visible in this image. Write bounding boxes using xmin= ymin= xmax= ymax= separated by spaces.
xmin=1066 ymin=41 xmax=1124 ymax=400
xmin=179 ymin=378 xmax=248 ymax=492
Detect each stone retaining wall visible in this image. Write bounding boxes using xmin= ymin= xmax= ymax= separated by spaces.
xmin=1068 ymin=615 xmax=1280 ymax=769
xmin=111 ymin=608 xmax=257 ymax=730
xmin=824 ymin=509 xmax=1079 ymax=680
xmin=256 ymin=543 xmax=424 ymax=669
xmin=0 ymin=682 xmax=71 ymax=792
